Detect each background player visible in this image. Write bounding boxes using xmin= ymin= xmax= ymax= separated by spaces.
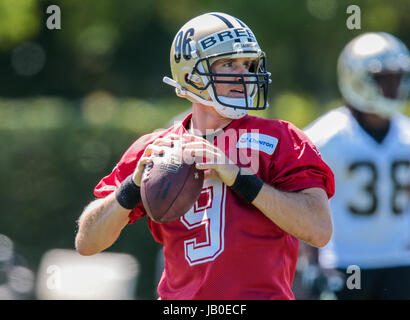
xmin=304 ymin=32 xmax=410 ymax=299
xmin=75 ymin=12 xmax=335 ymax=300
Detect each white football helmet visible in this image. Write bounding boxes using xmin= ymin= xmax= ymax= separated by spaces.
xmin=163 ymin=12 xmax=271 ymax=119
xmin=338 ymin=32 xmax=410 ymax=118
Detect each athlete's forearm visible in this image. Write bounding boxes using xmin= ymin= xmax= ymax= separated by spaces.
xmin=252 ymin=185 xmax=333 ymax=248
xmin=75 ymin=193 xmax=130 ymax=255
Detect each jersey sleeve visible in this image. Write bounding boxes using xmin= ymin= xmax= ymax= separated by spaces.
xmin=269 ymin=121 xmax=335 ymax=198
xmin=93 ymin=130 xmax=167 ymax=223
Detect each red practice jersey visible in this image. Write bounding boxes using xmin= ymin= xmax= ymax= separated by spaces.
xmin=94 ymin=113 xmax=335 ymax=300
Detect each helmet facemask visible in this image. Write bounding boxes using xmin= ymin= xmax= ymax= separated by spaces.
xmin=187 ymin=51 xmax=270 ymax=111
xmin=372 ymin=72 xmax=410 ymax=100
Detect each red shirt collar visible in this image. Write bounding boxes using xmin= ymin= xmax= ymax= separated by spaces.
xmin=175 ymin=112 xmax=250 ymax=136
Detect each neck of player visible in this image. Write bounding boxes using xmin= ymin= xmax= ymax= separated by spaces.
xmin=190 ymin=102 xmax=234 ymax=136
xmin=348 ymin=105 xmax=391 ymax=143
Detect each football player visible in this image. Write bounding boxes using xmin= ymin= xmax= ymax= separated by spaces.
xmin=304 ymin=32 xmax=410 ymax=299
xmin=75 ymin=12 xmax=335 ymax=300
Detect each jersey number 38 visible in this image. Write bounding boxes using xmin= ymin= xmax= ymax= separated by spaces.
xmin=347 ymin=160 xmax=409 ymax=215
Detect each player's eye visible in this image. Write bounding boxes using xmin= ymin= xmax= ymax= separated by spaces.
xmin=247 ymin=61 xmax=258 ymax=73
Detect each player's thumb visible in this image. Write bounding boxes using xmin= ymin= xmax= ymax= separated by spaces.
xmin=196 ymin=162 xmax=212 ymax=170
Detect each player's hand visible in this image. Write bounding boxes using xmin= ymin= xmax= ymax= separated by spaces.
xmin=132 ymin=134 xmax=181 ymax=187
xmin=181 ymin=134 xmax=240 ymax=186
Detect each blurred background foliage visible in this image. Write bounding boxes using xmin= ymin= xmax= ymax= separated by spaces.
xmin=0 ymin=0 xmax=409 ymax=299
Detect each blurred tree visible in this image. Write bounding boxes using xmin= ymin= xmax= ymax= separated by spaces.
xmin=0 ymin=0 xmax=40 ymax=51
xmin=0 ymin=0 xmax=408 ymax=101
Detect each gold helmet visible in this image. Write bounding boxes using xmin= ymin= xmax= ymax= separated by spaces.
xmin=338 ymin=32 xmax=410 ymax=118
xmin=163 ymin=12 xmax=271 ymax=119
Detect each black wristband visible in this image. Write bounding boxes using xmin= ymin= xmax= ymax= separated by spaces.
xmin=230 ymin=168 xmax=264 ymax=203
xmin=115 ymin=175 xmax=141 ymax=210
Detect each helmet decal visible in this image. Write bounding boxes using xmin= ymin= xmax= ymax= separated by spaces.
xmin=198 ymin=27 xmax=257 ymax=52
xmin=174 ymin=28 xmax=195 ymax=63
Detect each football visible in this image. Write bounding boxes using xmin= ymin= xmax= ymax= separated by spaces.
xmin=140 ymin=142 xmax=204 ymax=223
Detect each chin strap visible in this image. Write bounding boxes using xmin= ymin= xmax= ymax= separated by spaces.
xmin=162 ymin=76 xmax=248 ymax=119
xmin=163 ymin=77 xmax=214 ymax=107
xmin=162 ymin=76 xmax=183 ymax=94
